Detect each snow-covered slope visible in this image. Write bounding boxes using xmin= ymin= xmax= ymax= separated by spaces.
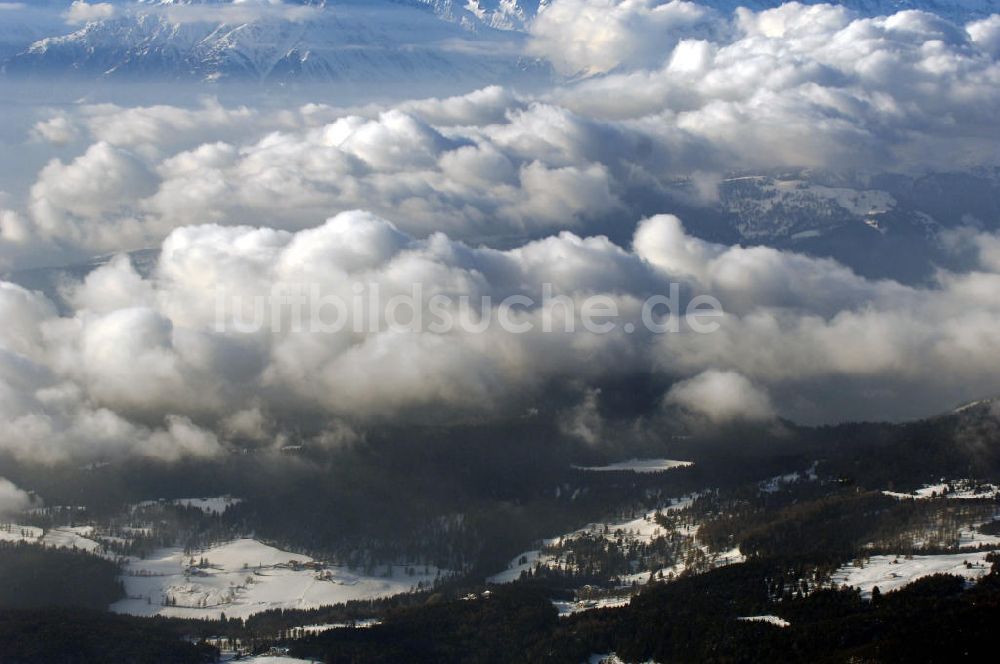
xmin=1 ymin=1 xmax=547 ymax=84
xmin=113 ymin=537 xmax=448 ymax=619
xmin=0 ymin=2 xmax=71 ymax=58
xmin=831 ymin=551 xmax=994 ymax=597
xmin=1 ymin=1 xmax=995 ymax=83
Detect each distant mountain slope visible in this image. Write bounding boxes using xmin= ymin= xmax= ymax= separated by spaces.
xmin=0 ymin=0 xmax=549 ymax=84
xmin=0 ymin=1 xmax=995 ymax=83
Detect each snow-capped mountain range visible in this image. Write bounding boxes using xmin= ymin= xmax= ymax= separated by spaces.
xmin=0 ymin=1 xmax=550 ymax=84
xmin=0 ymin=1 xmax=996 ymax=83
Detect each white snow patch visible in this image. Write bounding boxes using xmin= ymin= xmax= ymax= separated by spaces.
xmin=134 ymin=496 xmax=242 ymax=515
xmin=958 ymin=516 xmax=1000 ymax=549
xmin=573 ymin=459 xmax=693 ymax=473
xmin=0 ymin=523 xmax=44 ymax=542
xmin=0 ymin=523 xmax=102 ymax=553
xmin=40 ymin=525 xmax=101 ymax=552
xmin=487 ymin=549 xmax=557 ymax=584
xmin=622 ymin=546 xmax=745 ymax=586
xmin=553 ymin=595 xmax=631 ymax=616
xmin=588 ymin=655 xmax=626 ymax=664
xmin=112 ymin=538 xmax=447 ymax=619
xmin=587 ymin=655 xmax=658 ymax=664
xmin=299 ymin=619 xmax=381 ymax=634
xmin=831 ymin=552 xmax=993 ymax=598
xmin=882 ymin=479 xmax=1000 ymax=501
xmin=492 ymin=494 xmax=703 ymax=584
xmin=759 ymin=462 xmax=818 ymax=494
xmin=224 ymin=657 xmax=318 ymax=664
xmin=737 ymin=615 xmax=790 ymax=627
xmin=491 ymin=493 xmax=744 ymax=593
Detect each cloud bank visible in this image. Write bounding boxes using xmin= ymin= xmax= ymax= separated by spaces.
xmin=2 ymin=210 xmax=1000 ymax=462
xmin=3 ymin=3 xmax=998 ymax=269
xmin=0 ymin=3 xmax=998 ymax=462
xmin=63 ymin=1 xmax=115 ymax=26
xmin=0 ymin=477 xmax=36 ymax=517
xmin=665 ymin=370 xmax=776 ymax=423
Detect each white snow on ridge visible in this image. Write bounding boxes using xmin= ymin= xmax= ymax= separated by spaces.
xmin=882 ymin=479 xmax=1000 ymax=500
xmin=487 ymin=549 xmax=556 ymax=584
xmin=587 ymin=654 xmax=659 ymax=664
xmin=587 ymin=655 xmax=626 ymax=664
xmin=554 ymin=595 xmax=632 ymax=616
xmin=759 ymin=462 xmax=819 ymax=494
xmin=299 ymin=618 xmax=381 ymax=634
xmin=174 ymin=496 xmax=242 ymax=515
xmin=621 ymin=545 xmax=745 ymax=586
xmin=737 ymin=615 xmax=790 ymax=627
xmin=572 ymin=459 xmax=694 ymax=473
xmin=490 ymin=491 xmax=745 ymax=604
xmin=133 ymin=495 xmax=242 ymax=514
xmin=113 ymin=538 xmax=447 ymax=619
xmin=831 ymin=552 xmax=993 ymax=598
xmin=491 ymin=494 xmax=703 ymax=584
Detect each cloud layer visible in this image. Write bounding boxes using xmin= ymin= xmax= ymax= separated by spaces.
xmin=0 ymin=477 xmax=36 ymax=516
xmin=2 ymin=209 xmax=1000 ymax=462
xmin=2 ymin=3 xmax=998 ymax=270
xmin=0 ymin=3 xmax=998 ymax=462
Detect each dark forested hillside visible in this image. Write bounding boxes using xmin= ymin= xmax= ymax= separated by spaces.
xmin=291 ymin=557 xmax=1000 ymax=663
xmin=0 ymin=608 xmax=217 ymax=664
xmin=0 ymin=543 xmax=123 ymax=610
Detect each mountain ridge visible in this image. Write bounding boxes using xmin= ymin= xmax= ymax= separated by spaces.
xmin=0 ymin=1 xmax=996 ymax=83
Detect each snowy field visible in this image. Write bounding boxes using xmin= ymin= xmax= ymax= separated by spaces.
xmin=113 ymin=538 xmax=446 ymax=619
xmin=883 ymin=479 xmax=1000 ymax=500
xmin=40 ymin=525 xmax=101 ymax=552
xmin=958 ymin=520 xmax=1000 ymax=549
xmin=572 ymin=459 xmax=693 ymax=473
xmin=831 ymin=551 xmax=993 ymax=598
xmin=2 ymin=522 xmax=444 ymax=618
xmin=0 ymin=523 xmax=101 ymax=552
xmin=0 ymin=524 xmax=43 ymax=543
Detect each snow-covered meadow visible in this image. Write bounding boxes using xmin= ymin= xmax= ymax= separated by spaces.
xmin=0 ymin=523 xmax=101 ymax=552
xmin=831 ymin=552 xmax=994 ymax=598
xmin=113 ymin=538 xmax=447 ymax=619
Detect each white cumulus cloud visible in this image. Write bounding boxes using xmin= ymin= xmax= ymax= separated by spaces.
xmin=63 ymin=1 xmax=115 ymax=26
